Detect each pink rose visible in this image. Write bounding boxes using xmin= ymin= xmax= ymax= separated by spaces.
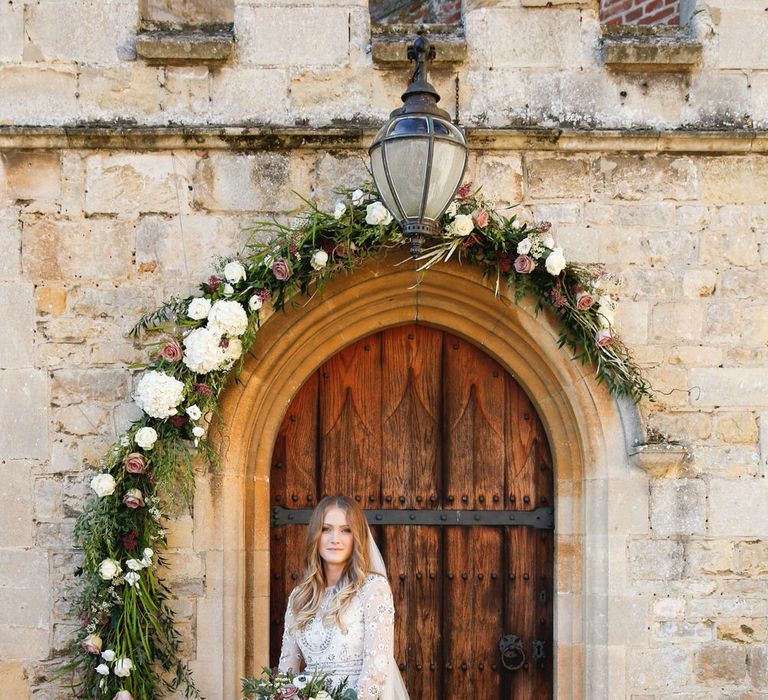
xmin=113 ymin=691 xmax=134 ymax=700
xmin=122 ymin=489 xmax=145 ymax=509
xmin=513 ymin=255 xmax=535 ymax=274
xmin=159 ymin=339 xmax=182 ymax=363
xmin=81 ymin=634 xmax=102 ymax=654
xmin=595 ymin=328 xmax=613 ymax=347
xmin=472 ymin=209 xmax=489 ymax=229
xmin=280 ymin=685 xmax=298 ymax=699
xmin=576 ymin=290 xmax=596 ymax=310
xmin=123 ymin=453 xmax=146 ymax=475
xmin=271 ymin=258 xmax=292 ymax=281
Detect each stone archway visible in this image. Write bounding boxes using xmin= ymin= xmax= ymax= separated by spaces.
xmin=192 ymin=253 xmax=642 ymax=699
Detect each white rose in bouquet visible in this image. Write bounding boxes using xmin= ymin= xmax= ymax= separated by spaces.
xmin=208 ymin=300 xmax=248 ymax=337
xmin=545 ymin=247 xmax=566 ymax=276
xmin=516 ymin=237 xmax=532 ymax=255
xmin=183 ymin=327 xmax=226 ymax=374
xmin=91 ymin=473 xmax=116 ymax=498
xmin=223 ymin=260 xmax=246 ymax=284
xmin=450 ymin=214 xmax=475 ymax=237
xmin=333 ymin=202 xmax=346 ymax=220
xmin=134 ymin=426 xmax=158 ymax=450
xmin=114 ymin=658 xmax=133 ymax=677
xmin=187 ymin=297 xmax=211 ymax=320
xmin=365 ymin=201 xmax=393 ymax=226
xmin=351 ymin=189 xmax=365 ymax=206
xmin=310 ymin=250 xmax=329 ymax=271
xmin=98 ymin=558 xmax=121 ymax=580
xmin=133 ymin=370 xmax=185 ymax=419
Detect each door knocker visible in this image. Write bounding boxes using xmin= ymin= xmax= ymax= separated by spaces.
xmin=498 ymin=634 xmax=525 ymax=671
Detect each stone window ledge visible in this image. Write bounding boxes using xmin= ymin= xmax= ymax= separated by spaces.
xmin=629 ymin=443 xmax=690 ymax=478
xmin=135 ymin=26 xmax=234 ymax=65
xmin=371 ymin=24 xmax=466 ymax=68
xmin=602 ymin=26 xmax=702 ymax=73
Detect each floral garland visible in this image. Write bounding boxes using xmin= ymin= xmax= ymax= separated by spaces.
xmin=63 ymin=182 xmax=651 ymax=699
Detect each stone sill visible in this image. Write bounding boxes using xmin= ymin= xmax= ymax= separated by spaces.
xmin=629 ymin=443 xmax=690 ymax=478
xmin=371 ymin=24 xmax=466 ymax=68
xmin=135 ymin=27 xmax=234 ymax=65
xmin=602 ymin=27 xmax=702 ymax=72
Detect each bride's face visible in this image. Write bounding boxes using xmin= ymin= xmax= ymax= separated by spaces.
xmin=319 ymin=507 xmax=354 ymax=567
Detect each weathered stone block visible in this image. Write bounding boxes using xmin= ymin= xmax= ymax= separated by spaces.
xmin=650 ymin=479 xmax=707 ymax=536
xmin=652 ymin=596 xmax=685 ymax=619
xmin=0 ymin=4 xmax=23 ymax=62
xmin=0 ymin=67 xmax=78 ymax=125
xmin=0 ymin=550 xmax=49 ymax=627
xmin=667 ymin=346 xmax=722 ymax=368
xmin=0 ymin=152 xmax=60 ymax=203
xmin=718 ymin=9 xmax=768 ymax=70
xmin=0 ymin=461 xmax=34 ymax=547
xmin=312 ymin=154 xmax=371 ymax=212
xmin=646 ymin=411 xmax=712 ymax=440
xmin=477 ymin=155 xmax=524 ymax=207
xmin=0 ymin=283 xmax=34 ymax=369
xmin=0 ymin=626 xmax=48 ymax=661
xmin=750 ymin=646 xmax=768 ymax=690
xmin=525 ymin=156 xmax=589 ymax=199
xmin=51 ymin=369 xmax=129 ymax=407
xmin=591 ymin=155 xmax=699 ymax=202
xmin=700 ymin=157 xmax=768 ymax=204
xmin=653 ymin=620 xmax=713 ymax=644
xmin=682 ymin=270 xmax=717 ymax=298
xmin=699 ymin=229 xmax=760 ymax=268
xmin=627 ymin=647 xmax=691 ymax=689
xmin=714 ymin=412 xmax=758 ymax=444
xmin=161 ymin=66 xmax=211 ymax=118
xmin=193 ymin=152 xmax=296 ymax=213
xmin=531 ymin=202 xmax=581 ymax=225
xmin=85 ymin=153 xmax=189 ymax=215
xmin=676 ymin=205 xmax=711 ymax=227
xmin=0 ymin=370 xmax=48 ymax=459
xmin=692 ymin=369 xmax=768 ymax=408
xmin=35 ymin=286 xmax=67 ymax=316
xmin=629 ymin=539 xmax=685 ymax=581
xmin=717 ymin=618 xmax=768 ymax=643
xmin=0 ymin=662 xmax=29 ymax=699
xmin=721 ymin=269 xmax=763 ymax=299
xmin=650 ymin=302 xmax=704 ymax=342
xmin=21 ymin=217 xmax=135 ymax=282
xmin=0 ymin=211 xmax=21 ymax=281
xmin=708 ymin=479 xmax=768 ymax=536
xmin=236 ymin=6 xmax=349 ymax=66
xmin=695 ymin=643 xmax=748 ymax=685
xmin=735 ymin=540 xmax=768 ymax=577
xmin=78 ymin=66 xmax=165 ymax=121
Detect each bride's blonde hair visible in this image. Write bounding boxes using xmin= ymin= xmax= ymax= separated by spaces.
xmin=291 ymin=495 xmax=372 ymax=633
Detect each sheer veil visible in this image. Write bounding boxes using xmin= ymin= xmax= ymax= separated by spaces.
xmin=365 ymin=524 xmax=411 ymax=700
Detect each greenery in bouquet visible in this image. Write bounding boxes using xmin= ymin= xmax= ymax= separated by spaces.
xmin=242 ymin=667 xmax=357 ymax=700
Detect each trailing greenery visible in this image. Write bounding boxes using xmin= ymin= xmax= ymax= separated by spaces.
xmin=63 ymin=181 xmax=651 ymax=700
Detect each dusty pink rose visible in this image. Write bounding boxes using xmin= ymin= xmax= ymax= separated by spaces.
xmin=122 ymin=489 xmax=145 ymax=509
xmin=159 ymin=339 xmax=182 ymax=363
xmin=279 ymin=685 xmax=298 ymax=699
xmin=575 ymin=290 xmax=596 ymax=310
xmin=513 ymin=255 xmax=535 ymax=274
xmin=472 ymin=209 xmax=489 ymax=229
xmin=81 ymin=634 xmax=102 ymax=654
xmin=123 ymin=453 xmax=146 ymax=474
xmin=271 ymin=258 xmax=292 ymax=281
xmin=113 ymin=691 xmax=134 ymax=700
xmin=595 ymin=328 xmax=613 ymax=347
xmin=456 ymin=182 xmax=473 ymax=199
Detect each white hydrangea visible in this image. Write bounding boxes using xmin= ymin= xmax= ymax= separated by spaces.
xmin=187 ymin=297 xmax=211 ymax=321
xmin=223 ymin=260 xmax=246 ymax=284
xmin=133 ymin=370 xmax=185 ymax=420
xmin=207 ymin=300 xmax=248 ymax=337
xmin=182 ymin=327 xmax=226 ymax=374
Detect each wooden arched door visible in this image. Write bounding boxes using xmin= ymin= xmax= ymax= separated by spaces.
xmin=269 ymin=324 xmax=554 ymax=698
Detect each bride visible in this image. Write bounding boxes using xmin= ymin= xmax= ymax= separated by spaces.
xmin=278 ymin=495 xmax=410 ymax=700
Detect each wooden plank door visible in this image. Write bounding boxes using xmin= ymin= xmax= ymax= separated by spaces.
xmin=268 ymin=324 xmax=554 ymax=698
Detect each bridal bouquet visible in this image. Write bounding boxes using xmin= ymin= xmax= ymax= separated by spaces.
xmin=242 ymin=668 xmax=357 ymax=700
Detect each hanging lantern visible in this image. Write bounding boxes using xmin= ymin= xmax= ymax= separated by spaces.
xmin=369 ymin=33 xmax=468 ymax=257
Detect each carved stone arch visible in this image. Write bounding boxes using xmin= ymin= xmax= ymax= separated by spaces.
xmin=193 ymin=253 xmax=643 ymax=699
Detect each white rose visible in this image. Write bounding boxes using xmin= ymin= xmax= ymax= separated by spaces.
xmin=597 ymin=295 xmax=616 ymax=328
xmin=134 ymin=370 xmax=185 ymax=420
xmin=365 ymin=201 xmax=393 ymax=226
xmin=185 ymin=404 xmax=202 ymax=421
xmin=98 ymin=558 xmax=121 ymax=581
xmin=125 ymin=559 xmax=144 ymax=571
xmin=248 ymin=294 xmax=263 ymax=312
xmin=208 ymin=300 xmax=248 ymax=337
xmin=95 ymin=663 xmax=110 ymax=676
xmin=143 ymin=548 xmax=154 ymax=560
xmin=124 ymin=571 xmax=140 ymax=587
xmin=310 ymin=249 xmax=328 ymax=271
xmin=516 ymin=237 xmax=532 ymax=255
xmin=182 ymin=327 xmax=226 ymax=374
xmin=223 ymin=260 xmax=246 ymax=284
xmin=351 ymin=189 xmax=365 ymax=206
xmin=187 ymin=297 xmax=211 ymax=321
xmin=192 ymin=426 xmax=206 ymax=438
xmin=101 ymin=650 xmax=115 ymax=662
xmin=91 ymin=473 xmax=116 ymax=498
xmin=223 ymin=337 xmax=243 ymax=364
xmin=545 ymin=247 xmax=566 ymax=276
xmin=222 ymin=283 xmax=234 ymax=297
xmin=542 ymin=234 xmax=555 ymax=249
xmin=114 ymin=658 xmax=133 ymax=678
xmin=450 ymin=214 xmax=474 ymax=237
xmin=333 ymin=202 xmax=346 ymax=220
xmin=134 ymin=426 xmax=158 ymax=450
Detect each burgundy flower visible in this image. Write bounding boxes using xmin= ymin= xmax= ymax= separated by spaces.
xmin=288 ymin=243 xmax=298 ymax=255
xmin=271 ymin=258 xmax=292 ymax=281
xmin=193 ymin=382 xmax=212 ymax=397
xmin=169 ymin=414 xmax=188 ymax=428
xmin=122 ymin=530 xmax=139 ymax=551
xmin=513 ymin=255 xmax=535 ymax=274
xmin=256 ymin=288 xmax=272 ymax=302
xmin=159 ymin=339 xmax=182 ymax=363
xmin=456 ymin=182 xmax=473 ymax=199
xmin=550 ymin=287 xmax=566 ymax=308
xmin=123 ymin=453 xmax=146 ymax=475
xmin=205 ymin=275 xmax=221 ymax=294
xmin=497 ymin=253 xmax=513 ymax=273
xmin=321 ymin=239 xmax=336 ymax=256
xmin=472 ymin=209 xmax=489 ymax=229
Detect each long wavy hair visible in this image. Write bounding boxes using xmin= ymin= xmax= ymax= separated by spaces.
xmin=291 ymin=495 xmax=372 ymax=633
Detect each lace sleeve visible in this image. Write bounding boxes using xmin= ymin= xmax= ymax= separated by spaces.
xmin=278 ymin=590 xmax=303 ymax=675
xmin=356 ymin=575 xmax=395 ymax=700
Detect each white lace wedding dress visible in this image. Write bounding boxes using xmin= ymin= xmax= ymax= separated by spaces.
xmin=278 ymin=574 xmax=395 ymax=700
